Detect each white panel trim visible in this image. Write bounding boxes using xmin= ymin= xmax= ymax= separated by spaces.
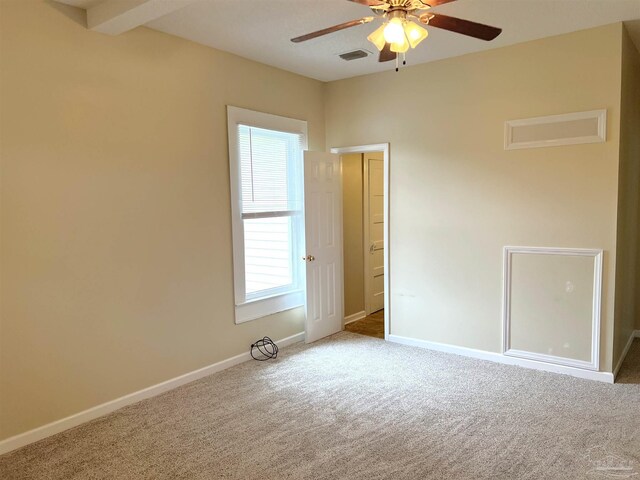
xmin=502 ymin=246 xmax=603 ymax=372
xmin=614 ymin=330 xmax=640 ymax=379
xmin=344 ymin=310 xmax=366 ymax=325
xmin=331 ymin=143 xmax=390 ymax=340
xmin=0 ymin=332 xmax=305 ymax=456
xmin=388 ymin=334 xmax=614 ymax=383
xmin=504 ymin=109 xmax=606 ymax=150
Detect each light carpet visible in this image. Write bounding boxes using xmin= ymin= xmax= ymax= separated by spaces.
xmin=2 ymin=333 xmax=639 ymax=479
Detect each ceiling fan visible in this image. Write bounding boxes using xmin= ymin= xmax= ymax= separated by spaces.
xmin=291 ymin=0 xmax=502 ymax=70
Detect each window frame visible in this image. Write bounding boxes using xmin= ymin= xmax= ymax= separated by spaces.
xmin=227 ymin=106 xmax=308 ymax=324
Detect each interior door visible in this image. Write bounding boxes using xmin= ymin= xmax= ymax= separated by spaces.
xmin=303 ymin=151 xmax=344 ymax=343
xmin=365 ymin=154 xmax=384 ymax=314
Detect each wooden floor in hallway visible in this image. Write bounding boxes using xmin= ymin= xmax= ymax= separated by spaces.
xmin=344 ymin=310 xmax=384 ymax=339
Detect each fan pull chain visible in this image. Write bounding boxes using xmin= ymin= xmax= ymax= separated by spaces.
xmin=395 ymin=53 xmax=407 ymax=72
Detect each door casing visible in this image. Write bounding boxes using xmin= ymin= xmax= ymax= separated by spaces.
xmin=330 ymin=144 xmax=390 ymax=340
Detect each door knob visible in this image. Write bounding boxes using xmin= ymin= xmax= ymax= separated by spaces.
xmin=369 ymin=244 xmax=375 ymax=254
xmin=302 ymin=255 xmax=315 ymax=262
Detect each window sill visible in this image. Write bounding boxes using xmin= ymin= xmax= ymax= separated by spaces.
xmin=235 ymin=290 xmax=304 ymax=324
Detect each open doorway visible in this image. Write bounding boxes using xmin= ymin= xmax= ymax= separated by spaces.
xmin=332 ymin=145 xmax=389 ymax=340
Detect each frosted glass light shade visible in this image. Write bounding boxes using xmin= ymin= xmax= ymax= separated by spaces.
xmin=404 ymin=21 xmax=428 ymax=48
xmin=366 ymin=24 xmax=386 ymax=51
xmin=367 ymin=18 xmax=428 ymax=57
xmin=390 ymin=35 xmax=409 ymax=53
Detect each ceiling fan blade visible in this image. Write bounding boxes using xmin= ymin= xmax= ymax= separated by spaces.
xmin=379 ymin=43 xmax=397 ymax=62
xmin=421 ymin=0 xmax=458 ymax=6
xmin=420 ymin=13 xmax=502 ymax=41
xmin=291 ymin=17 xmax=374 ymax=43
xmin=347 ymin=0 xmax=386 ymax=6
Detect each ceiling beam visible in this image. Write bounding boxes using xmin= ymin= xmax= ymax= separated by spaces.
xmin=87 ymin=0 xmax=198 ymax=35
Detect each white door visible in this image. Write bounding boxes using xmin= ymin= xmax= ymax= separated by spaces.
xmin=303 ymin=151 xmax=343 ymax=343
xmin=364 ymin=154 xmax=384 ymax=314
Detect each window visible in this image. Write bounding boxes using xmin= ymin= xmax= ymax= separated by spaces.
xmin=227 ymin=106 xmax=307 ymax=323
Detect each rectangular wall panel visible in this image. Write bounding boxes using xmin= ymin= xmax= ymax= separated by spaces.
xmin=503 ymin=247 xmax=603 ymax=371
xmin=505 ymin=109 xmax=606 ymax=150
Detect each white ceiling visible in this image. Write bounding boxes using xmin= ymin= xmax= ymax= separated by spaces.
xmin=60 ymin=0 xmax=640 ymax=82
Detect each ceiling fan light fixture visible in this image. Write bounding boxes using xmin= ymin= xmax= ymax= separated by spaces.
xmin=404 ymin=20 xmax=428 ymax=49
xmin=366 ymin=24 xmax=387 ymax=51
xmin=291 ymin=1 xmax=502 ymax=72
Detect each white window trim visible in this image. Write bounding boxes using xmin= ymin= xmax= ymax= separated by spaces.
xmin=227 ymin=106 xmax=308 ymax=324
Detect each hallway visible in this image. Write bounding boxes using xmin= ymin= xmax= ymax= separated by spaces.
xmin=344 ymin=310 xmax=384 ymax=339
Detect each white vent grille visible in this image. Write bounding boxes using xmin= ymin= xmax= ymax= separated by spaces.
xmin=339 ymin=49 xmax=370 ymax=61
xmin=504 ymin=109 xmax=606 ymax=150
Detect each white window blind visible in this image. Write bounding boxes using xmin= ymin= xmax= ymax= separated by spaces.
xmin=239 ymin=126 xmax=303 ymax=216
xmin=237 ymin=125 xmax=304 ymax=300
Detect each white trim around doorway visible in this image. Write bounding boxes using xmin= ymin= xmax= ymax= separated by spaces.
xmin=331 ymin=143 xmax=390 ymax=340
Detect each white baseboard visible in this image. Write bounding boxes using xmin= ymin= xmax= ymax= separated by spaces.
xmin=344 ymin=310 xmax=366 ymax=325
xmin=387 ymin=334 xmax=615 ymax=384
xmin=0 ymin=331 xmax=305 ymax=456
xmin=614 ymin=330 xmax=640 ymax=379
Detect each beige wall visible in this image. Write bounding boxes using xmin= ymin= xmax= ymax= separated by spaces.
xmin=614 ymin=25 xmax=640 ymax=362
xmin=0 ymin=0 xmax=633 ymax=444
xmin=510 ymin=253 xmax=595 ymax=363
xmin=0 ymin=0 xmax=325 ymax=440
xmin=325 ymin=24 xmax=623 ymax=371
xmin=342 ymin=153 xmax=365 ymax=318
